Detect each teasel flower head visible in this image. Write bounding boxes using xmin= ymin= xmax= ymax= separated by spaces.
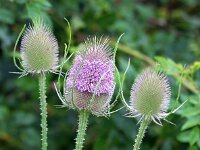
xmin=65 ymin=36 xmax=115 ymax=116
xmin=129 ymin=68 xmax=171 ymax=125
xmin=20 ymin=19 xmax=59 ymax=73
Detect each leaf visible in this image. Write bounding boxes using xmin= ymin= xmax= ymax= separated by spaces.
xmin=189 ymin=127 xmax=200 ymax=146
xmin=71 ymin=16 xmax=86 ymax=30
xmin=188 ymin=145 xmax=199 ymax=150
xmin=0 ymin=106 xmax=9 ymax=120
xmin=197 ymin=139 xmax=200 ymax=148
xmin=37 ymin=0 xmax=51 ymax=7
xmin=188 ymin=61 xmax=200 ymax=74
xmin=15 ymin=0 xmax=27 ymax=4
xmin=26 ymin=0 xmax=52 ymax=28
xmin=177 ymin=130 xmax=191 ymax=143
xmin=179 ymin=106 xmax=200 ymax=118
xmin=155 ymin=56 xmax=182 ymax=75
xmin=0 ymin=8 xmax=14 ymax=24
xmin=13 ymin=111 xmax=36 ymax=126
xmin=177 ymin=127 xmax=200 ymax=146
xmin=21 ymin=128 xmax=40 ymax=148
xmin=181 ymin=116 xmax=200 ymax=130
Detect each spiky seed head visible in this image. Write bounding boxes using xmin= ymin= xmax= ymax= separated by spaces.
xmin=130 ymin=69 xmax=171 ymax=123
xmin=20 ymin=19 xmax=59 ymax=73
xmin=65 ymin=36 xmax=115 ymax=116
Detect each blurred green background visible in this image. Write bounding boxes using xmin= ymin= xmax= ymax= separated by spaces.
xmin=0 ymin=0 xmax=200 ymax=150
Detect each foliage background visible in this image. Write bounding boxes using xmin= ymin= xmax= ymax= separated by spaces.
xmin=0 ymin=0 xmax=200 ymax=150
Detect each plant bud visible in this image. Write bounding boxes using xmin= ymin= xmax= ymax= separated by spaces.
xmin=130 ymin=69 xmax=171 ymax=122
xmin=20 ymin=19 xmax=59 ymax=73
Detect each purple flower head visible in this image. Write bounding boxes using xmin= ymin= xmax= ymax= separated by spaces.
xmin=65 ymin=37 xmax=115 ymax=116
xmin=129 ymin=68 xmax=171 ymax=125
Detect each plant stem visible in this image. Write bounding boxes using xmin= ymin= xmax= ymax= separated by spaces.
xmin=133 ymin=115 xmax=150 ymax=150
xmin=75 ymin=111 xmax=89 ymax=150
xmin=39 ymin=73 xmax=48 ymax=150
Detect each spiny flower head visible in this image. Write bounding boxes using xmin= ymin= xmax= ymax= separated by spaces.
xmin=130 ymin=68 xmax=171 ymax=124
xmin=65 ymin=37 xmax=115 ymax=116
xmin=20 ymin=19 xmax=59 ymax=73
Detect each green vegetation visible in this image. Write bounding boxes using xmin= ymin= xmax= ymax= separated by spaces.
xmin=0 ymin=0 xmax=199 ymax=150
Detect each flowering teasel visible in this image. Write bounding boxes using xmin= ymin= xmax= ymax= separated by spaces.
xmin=56 ymin=36 xmax=118 ymax=150
xmin=64 ymin=36 xmax=115 ymax=116
xmin=130 ymin=68 xmax=171 ymax=124
xmin=20 ymin=19 xmax=59 ymax=74
xmin=13 ymin=18 xmax=59 ymax=150
xmin=120 ymin=68 xmax=171 ymax=150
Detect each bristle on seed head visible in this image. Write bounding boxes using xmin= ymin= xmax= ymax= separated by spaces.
xmin=20 ymin=19 xmax=59 ymax=73
xmin=130 ymin=69 xmax=171 ymax=124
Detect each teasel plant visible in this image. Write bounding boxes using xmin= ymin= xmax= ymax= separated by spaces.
xmin=54 ymin=34 xmax=124 ymax=150
xmin=116 ymin=62 xmax=187 ymax=150
xmin=12 ymin=18 xmax=71 ymax=150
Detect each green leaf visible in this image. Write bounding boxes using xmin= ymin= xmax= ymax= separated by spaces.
xmin=26 ymin=0 xmax=52 ymax=27
xmin=71 ymin=16 xmax=86 ymax=30
xmin=177 ymin=127 xmax=200 ymax=146
xmin=189 ymin=145 xmax=199 ymax=150
xmin=0 ymin=106 xmax=9 ymax=120
xmin=188 ymin=61 xmax=200 ymax=74
xmin=15 ymin=0 xmax=27 ymax=4
xmin=181 ymin=116 xmax=200 ymax=130
xmin=0 ymin=8 xmax=14 ymax=24
xmin=197 ymin=138 xmax=200 ymax=148
xmin=189 ymin=127 xmax=200 ymax=146
xmin=177 ymin=130 xmax=191 ymax=143
xmin=37 ymin=0 xmax=51 ymax=7
xmin=179 ymin=106 xmax=200 ymax=118
xmin=13 ymin=111 xmax=36 ymax=126
xmin=155 ymin=56 xmax=182 ymax=75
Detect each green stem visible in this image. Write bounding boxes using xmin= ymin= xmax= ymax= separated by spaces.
xmin=75 ymin=111 xmax=89 ymax=150
xmin=39 ymin=73 xmax=48 ymax=150
xmin=133 ymin=115 xmax=150 ymax=150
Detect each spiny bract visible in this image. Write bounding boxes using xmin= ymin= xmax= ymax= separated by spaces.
xmin=65 ymin=36 xmax=115 ymax=116
xmin=20 ymin=19 xmax=59 ymax=73
xmin=130 ymin=69 xmax=171 ymax=124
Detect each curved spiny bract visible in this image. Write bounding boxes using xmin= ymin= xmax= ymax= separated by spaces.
xmin=65 ymin=36 xmax=115 ymax=116
xmin=20 ymin=20 xmax=59 ymax=73
xmin=130 ymin=69 xmax=171 ymax=124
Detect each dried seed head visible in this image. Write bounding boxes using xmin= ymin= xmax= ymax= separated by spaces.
xmin=20 ymin=19 xmax=59 ymax=73
xmin=130 ymin=69 xmax=171 ymax=123
xmin=65 ymin=37 xmax=115 ymax=116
